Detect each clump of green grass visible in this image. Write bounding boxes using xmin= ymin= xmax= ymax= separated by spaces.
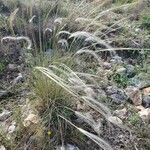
xmin=30 ymin=66 xmax=75 ymax=148
xmin=113 ymin=74 xmax=129 ymax=88
xmin=0 ymin=61 xmax=6 ymax=73
xmin=141 ymin=13 xmax=150 ymax=30
xmin=128 ymin=113 xmax=141 ymax=126
xmin=34 ymin=60 xmax=128 ymax=149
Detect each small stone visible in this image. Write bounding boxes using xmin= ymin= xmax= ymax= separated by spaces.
xmin=114 ymin=108 xmax=127 ymax=119
xmin=103 ymin=62 xmax=112 ymax=70
xmin=106 ymin=86 xmax=118 ymax=95
xmin=138 ymin=108 xmax=150 ymax=120
xmin=110 ymin=93 xmax=127 ymax=104
xmin=23 ymin=114 xmax=39 ymax=127
xmin=66 ymin=144 xmax=80 ymax=150
xmin=106 ymin=86 xmax=128 ymax=104
xmin=129 ymin=76 xmax=141 ymax=87
xmin=116 ymin=67 xmax=126 ymax=75
xmin=136 ymin=105 xmax=145 ymax=111
xmin=108 ymin=116 xmax=123 ymax=125
xmin=129 ymin=76 xmax=149 ymax=89
xmin=8 ymin=64 xmax=17 ymax=71
xmin=0 ymin=145 xmax=6 ymax=150
xmin=125 ymin=86 xmax=142 ymax=106
xmin=0 ymin=110 xmax=11 ymax=121
xmin=8 ymin=122 xmax=16 ymax=134
xmin=12 ymin=73 xmax=24 ymax=85
xmin=110 ymin=56 xmax=122 ymax=64
xmin=126 ymin=64 xmax=135 ymax=77
xmin=143 ymin=87 xmax=150 ymax=96
xmin=135 ymin=28 xmax=141 ymax=32
xmin=0 ymin=90 xmax=9 ymax=99
xmin=56 ymin=144 xmax=80 ymax=150
xmin=142 ymin=95 xmax=150 ymax=108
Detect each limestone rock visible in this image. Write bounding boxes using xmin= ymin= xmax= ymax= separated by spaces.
xmin=114 ymin=108 xmax=127 ymax=119
xmin=125 ymin=86 xmax=142 ymax=106
xmin=0 ymin=145 xmax=6 ymax=150
xmin=108 ymin=116 xmax=123 ymax=125
xmin=106 ymin=86 xmax=128 ymax=104
xmin=116 ymin=67 xmax=126 ymax=75
xmin=23 ymin=114 xmax=39 ymax=127
xmin=137 ymin=107 xmax=150 ymax=120
xmin=0 ymin=110 xmax=11 ymax=121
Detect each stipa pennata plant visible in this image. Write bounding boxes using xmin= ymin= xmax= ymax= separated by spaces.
xmin=35 ymin=62 xmax=129 ymax=149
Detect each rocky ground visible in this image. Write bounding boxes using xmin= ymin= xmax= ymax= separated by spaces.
xmin=0 ymin=0 xmax=150 ymax=150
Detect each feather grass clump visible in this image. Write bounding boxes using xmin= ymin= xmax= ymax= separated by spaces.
xmin=35 ymin=63 xmax=127 ymax=149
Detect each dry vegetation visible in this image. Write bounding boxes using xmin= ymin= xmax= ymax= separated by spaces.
xmin=0 ymin=0 xmax=150 ymax=150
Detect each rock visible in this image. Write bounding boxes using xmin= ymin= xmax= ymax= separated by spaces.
xmin=8 ymin=121 xmax=16 ymax=134
xmin=0 ymin=145 xmax=6 ymax=150
xmin=106 ymin=86 xmax=128 ymax=104
xmin=125 ymin=86 xmax=142 ymax=106
xmin=110 ymin=93 xmax=127 ymax=104
xmin=0 ymin=90 xmax=9 ymax=99
xmin=108 ymin=116 xmax=123 ymax=125
xmin=126 ymin=64 xmax=135 ymax=77
xmin=0 ymin=110 xmax=11 ymax=121
xmin=12 ymin=73 xmax=24 ymax=85
xmin=136 ymin=105 xmax=145 ymax=111
xmin=137 ymin=73 xmax=150 ymax=88
xmin=103 ymin=62 xmax=112 ymax=70
xmin=138 ymin=107 xmax=150 ymax=120
xmin=135 ymin=28 xmax=141 ymax=32
xmin=142 ymin=95 xmax=150 ymax=108
xmin=23 ymin=113 xmax=39 ymax=127
xmin=129 ymin=76 xmax=149 ymax=88
xmin=110 ymin=56 xmax=122 ymax=64
xmin=129 ymin=76 xmax=141 ymax=87
xmin=114 ymin=108 xmax=127 ymax=119
xmin=143 ymin=87 xmax=150 ymax=96
xmin=84 ymin=87 xmax=96 ymax=98
xmin=106 ymin=86 xmax=118 ymax=95
xmin=8 ymin=64 xmax=17 ymax=71
xmin=56 ymin=144 xmax=80 ymax=150
xmin=116 ymin=67 xmax=126 ymax=75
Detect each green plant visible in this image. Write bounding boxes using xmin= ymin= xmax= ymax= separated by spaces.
xmin=0 ymin=62 xmax=5 ymax=73
xmin=141 ymin=13 xmax=150 ymax=30
xmin=113 ymin=74 xmax=129 ymax=87
xmin=128 ymin=113 xmax=141 ymax=126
